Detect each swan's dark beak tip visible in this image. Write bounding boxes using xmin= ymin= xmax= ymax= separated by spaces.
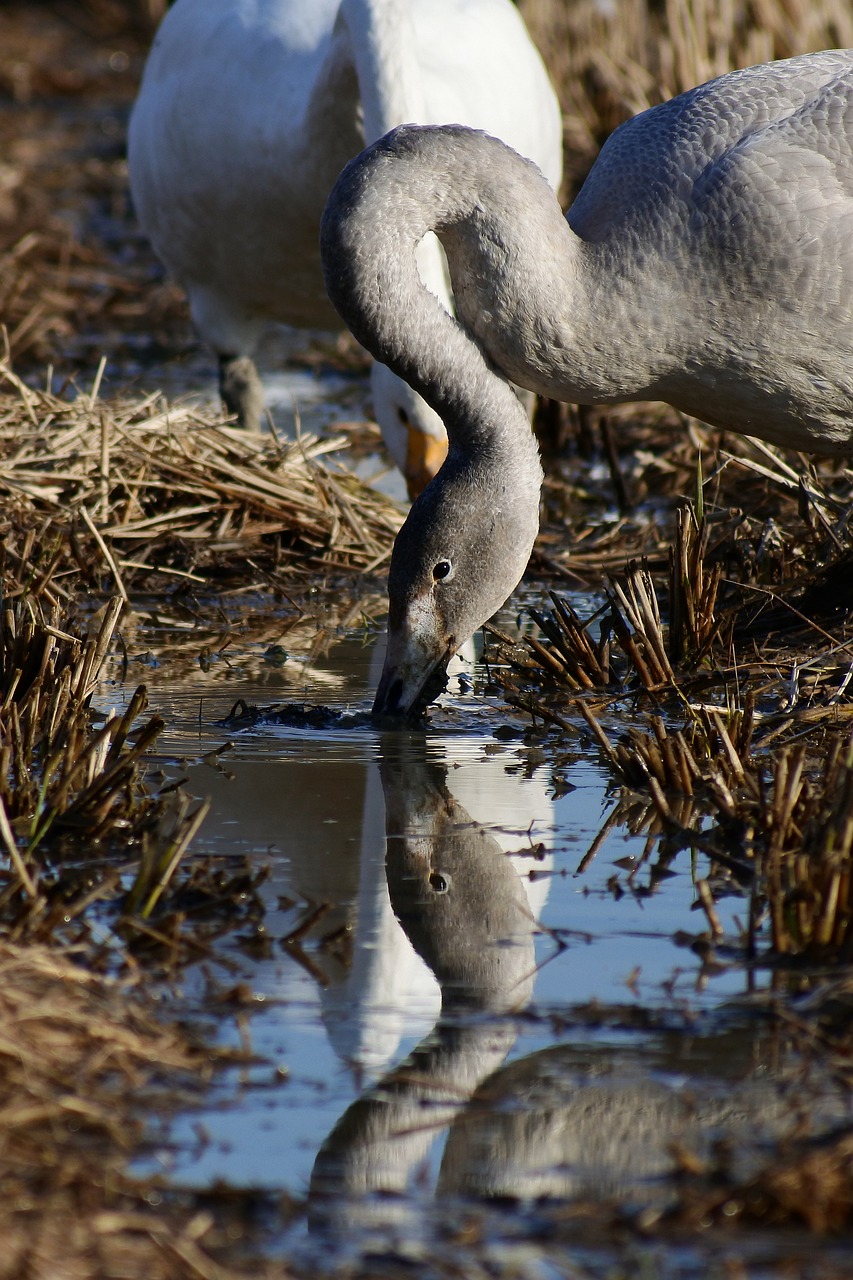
xmin=371 ymin=667 xmax=409 ymax=719
xmin=370 ymin=679 xmax=430 ymax=725
xmin=370 ymin=706 xmax=428 ymax=729
xmin=371 ymin=659 xmax=450 ymax=722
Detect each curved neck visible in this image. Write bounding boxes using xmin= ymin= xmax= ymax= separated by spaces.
xmin=338 ymin=0 xmax=427 ymax=138
xmin=323 ymin=123 xmax=686 ymax=415
xmin=321 ymin=126 xmax=544 ymax=467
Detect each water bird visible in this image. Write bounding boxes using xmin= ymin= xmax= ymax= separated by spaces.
xmin=319 ymin=50 xmax=853 ymax=716
xmin=127 ymin=0 xmax=562 ymax=497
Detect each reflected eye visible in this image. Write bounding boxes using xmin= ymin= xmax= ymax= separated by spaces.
xmin=428 ymin=871 xmax=450 ymax=894
xmin=432 ymin=559 xmax=453 ymax=582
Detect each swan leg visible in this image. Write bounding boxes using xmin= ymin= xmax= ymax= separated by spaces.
xmin=218 ymin=353 xmax=265 ymax=430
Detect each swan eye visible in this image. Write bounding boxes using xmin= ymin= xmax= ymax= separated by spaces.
xmin=433 ymin=559 xmax=454 ymax=582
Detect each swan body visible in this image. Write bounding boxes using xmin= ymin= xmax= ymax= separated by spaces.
xmin=319 ymin=50 xmax=853 ymax=715
xmin=127 ymin=0 xmax=562 ymax=496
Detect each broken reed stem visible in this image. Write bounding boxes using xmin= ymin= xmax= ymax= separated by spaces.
xmin=99 ymin=407 xmax=110 ymax=522
xmin=132 ymin=795 xmax=212 ymax=920
xmin=669 ymin=504 xmax=722 ymax=665
xmin=79 ymin=506 xmax=128 ymax=603
xmin=0 ymin=798 xmax=36 ymax=900
xmin=696 ymin=878 xmax=724 ymax=938
xmin=73 ymin=595 xmax=124 ymax=700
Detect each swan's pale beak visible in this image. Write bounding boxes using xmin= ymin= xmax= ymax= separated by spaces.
xmin=371 ymin=612 xmax=452 ymax=719
xmin=404 ymin=426 xmax=448 ymax=500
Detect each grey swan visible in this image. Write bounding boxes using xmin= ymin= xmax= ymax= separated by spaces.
xmin=320 ymin=50 xmax=853 ymax=716
xmin=128 ymin=0 xmax=561 ymax=498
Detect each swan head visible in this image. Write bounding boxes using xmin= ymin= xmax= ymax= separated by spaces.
xmin=369 ymin=362 xmax=448 ymax=498
xmin=372 ymin=453 xmax=540 ymax=719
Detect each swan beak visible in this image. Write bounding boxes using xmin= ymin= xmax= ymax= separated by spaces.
xmin=404 ymin=426 xmax=448 ymax=500
xmin=371 ymin=609 xmax=452 ymax=719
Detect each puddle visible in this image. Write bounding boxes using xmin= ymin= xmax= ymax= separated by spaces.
xmin=7 ymin=24 xmax=852 ymax=1271
xmin=98 ymin=609 xmax=853 ymax=1267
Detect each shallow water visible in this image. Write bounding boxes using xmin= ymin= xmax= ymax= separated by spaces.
xmin=13 ymin=55 xmax=850 ymax=1272
xmin=98 ymin=604 xmax=853 ymax=1273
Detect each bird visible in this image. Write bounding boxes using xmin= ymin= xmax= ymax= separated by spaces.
xmin=127 ymin=0 xmax=562 ymax=498
xmin=319 ymin=50 xmax=853 ymax=716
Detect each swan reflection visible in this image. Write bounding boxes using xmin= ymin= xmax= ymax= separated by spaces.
xmin=311 ymin=735 xmax=538 ymax=1214
xmin=310 ymin=735 xmax=851 ymax=1230
xmin=318 ymin=715 xmax=552 ymax=1077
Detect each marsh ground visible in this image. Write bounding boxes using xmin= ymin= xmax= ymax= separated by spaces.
xmin=1 ymin=2 xmax=853 ymax=1276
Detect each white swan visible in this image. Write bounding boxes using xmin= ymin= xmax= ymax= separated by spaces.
xmin=127 ymin=0 xmax=562 ymax=497
xmin=319 ymin=51 xmax=853 ymax=715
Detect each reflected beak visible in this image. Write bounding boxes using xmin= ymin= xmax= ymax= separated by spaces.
xmin=372 ymin=610 xmax=453 ymax=719
xmin=404 ymin=426 xmax=448 ymax=500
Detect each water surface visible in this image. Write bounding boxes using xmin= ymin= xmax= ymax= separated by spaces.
xmin=99 ymin=618 xmax=851 ymax=1253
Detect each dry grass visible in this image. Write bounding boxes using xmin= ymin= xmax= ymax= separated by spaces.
xmin=668 ymin=1125 xmax=853 ymax=1234
xmin=0 ymin=2 xmax=161 ymax=370
xmin=0 ymin=586 xmax=272 ymax=966
xmin=495 ymin=487 xmax=853 ymax=965
xmin=0 ymin=938 xmax=283 ymax=1280
xmin=0 ymin=481 xmax=280 ymax=1273
xmin=0 ymin=364 xmax=402 ymax=600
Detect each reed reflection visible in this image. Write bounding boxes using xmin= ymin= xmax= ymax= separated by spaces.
xmin=309 ymin=741 xmax=850 ymax=1233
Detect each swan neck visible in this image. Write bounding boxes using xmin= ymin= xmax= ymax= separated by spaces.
xmin=321 ymin=128 xmax=544 ymax=466
xmin=338 ymin=0 xmax=426 ymax=138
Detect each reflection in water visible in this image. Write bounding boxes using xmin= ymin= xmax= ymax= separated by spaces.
xmin=143 ymin=632 xmax=852 ymax=1222
xmin=318 ymin=752 xmax=440 ymax=1074
xmin=308 ymin=737 xmax=851 ymax=1234
xmin=317 ymin=720 xmax=553 ymax=1077
xmin=439 ymin=1038 xmax=802 ymax=1203
xmin=310 ymin=736 xmax=538 ymax=1218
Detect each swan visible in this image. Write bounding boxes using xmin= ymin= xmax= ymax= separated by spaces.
xmin=127 ymin=0 xmax=562 ymax=497
xmin=319 ymin=50 xmax=853 ymax=716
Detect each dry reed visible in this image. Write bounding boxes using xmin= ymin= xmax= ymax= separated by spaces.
xmin=0 ymin=938 xmax=280 ymax=1280
xmin=0 ymin=592 xmax=197 ymax=935
xmin=0 ymin=366 xmax=403 ymax=600
xmin=495 ymin=475 xmax=853 ymax=967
